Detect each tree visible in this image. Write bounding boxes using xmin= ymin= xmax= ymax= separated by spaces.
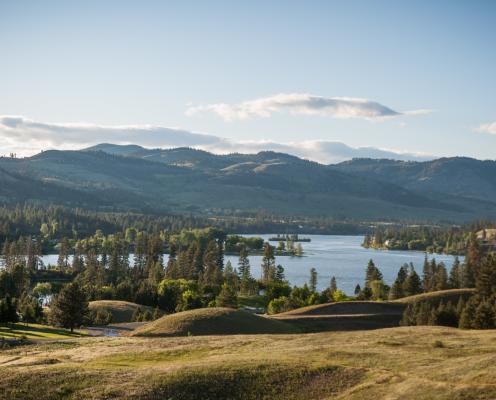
xmin=403 ymin=267 xmax=422 ymax=297
xmin=0 ymin=296 xmax=18 ymax=323
xmin=216 ymin=283 xmax=238 ymax=308
xmin=459 ymin=299 xmax=477 ymax=329
xmin=330 ymin=276 xmax=337 ymax=294
xmin=309 ymin=268 xmax=318 ymax=292
xmin=57 ymin=237 xmax=70 ymax=270
xmin=354 ymin=284 xmax=361 ymax=296
xmin=238 ymin=245 xmax=254 ymax=295
xmin=261 ymin=242 xmax=276 ymax=282
xmin=49 ymin=282 xmax=89 ymax=332
xmin=365 ymin=260 xmax=382 ymax=287
xmin=476 ymin=255 xmax=496 ymax=298
xmin=473 ymin=300 xmax=495 ymax=329
xmin=449 ymin=257 xmax=462 ymax=289
xmin=275 ymin=265 xmax=285 ymax=282
xmin=389 ymin=264 xmax=408 ymax=299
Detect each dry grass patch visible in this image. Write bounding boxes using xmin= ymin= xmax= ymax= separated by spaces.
xmin=132 ymin=307 xmax=298 ymax=337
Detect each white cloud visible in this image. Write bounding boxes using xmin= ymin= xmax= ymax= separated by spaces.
xmin=475 ymin=122 xmax=496 ymax=135
xmin=186 ymin=93 xmax=431 ymax=121
xmin=0 ymin=115 xmax=433 ymax=164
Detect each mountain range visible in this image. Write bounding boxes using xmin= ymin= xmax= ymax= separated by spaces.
xmin=0 ymin=143 xmax=494 ymax=222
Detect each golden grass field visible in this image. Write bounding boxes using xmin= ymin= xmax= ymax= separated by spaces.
xmin=1 ymin=291 xmax=494 ymax=400
xmin=1 ymin=325 xmax=496 ymax=399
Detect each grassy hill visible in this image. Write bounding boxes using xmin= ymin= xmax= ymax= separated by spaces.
xmin=1 ymin=326 xmax=496 ymax=399
xmin=393 ymin=288 xmax=476 ymax=305
xmin=132 ymin=307 xmax=298 ymax=337
xmin=88 ymin=300 xmax=159 ymax=324
xmin=1 ymin=146 xmax=495 ymax=221
xmin=272 ymin=301 xmax=406 ymax=332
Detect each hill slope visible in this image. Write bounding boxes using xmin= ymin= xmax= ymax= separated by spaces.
xmin=89 ymin=300 xmax=158 ymax=323
xmin=0 ymin=146 xmax=495 ymax=221
xmin=333 ymin=157 xmax=496 ymax=203
xmin=132 ymin=307 xmax=298 ymax=336
xmin=2 ymin=326 xmax=496 ymax=399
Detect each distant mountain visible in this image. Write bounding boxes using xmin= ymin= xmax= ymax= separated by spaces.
xmin=0 ymin=145 xmax=494 ymax=222
xmin=332 ymin=157 xmax=496 ymax=203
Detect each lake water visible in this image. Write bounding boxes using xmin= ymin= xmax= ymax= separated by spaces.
xmin=40 ymin=235 xmax=462 ymax=295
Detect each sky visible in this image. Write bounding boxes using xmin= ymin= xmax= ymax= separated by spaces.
xmin=1 ymin=0 xmax=495 ymax=163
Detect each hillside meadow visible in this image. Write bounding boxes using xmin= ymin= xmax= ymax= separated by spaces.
xmin=1 ymin=326 xmax=496 ymax=399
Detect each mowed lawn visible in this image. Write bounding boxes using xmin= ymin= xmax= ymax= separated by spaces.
xmin=0 ymin=323 xmax=86 ymax=341
xmin=1 ymin=326 xmax=496 ymax=399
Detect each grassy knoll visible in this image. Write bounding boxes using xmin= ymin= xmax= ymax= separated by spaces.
xmin=1 ymin=326 xmax=496 ymax=399
xmin=271 ymin=301 xmax=405 ymax=332
xmin=0 ymin=323 xmax=86 ymax=341
xmin=88 ymin=300 xmax=159 ymax=323
xmin=132 ymin=307 xmax=298 ymax=337
xmin=393 ymin=288 xmax=476 ymax=305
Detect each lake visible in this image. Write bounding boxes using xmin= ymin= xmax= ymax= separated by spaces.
xmin=40 ymin=235 xmax=462 ymax=295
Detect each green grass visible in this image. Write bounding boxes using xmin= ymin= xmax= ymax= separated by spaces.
xmin=0 ymin=323 xmax=86 ymax=341
xmin=89 ymin=300 xmax=160 ymax=323
xmin=132 ymin=307 xmax=298 ymax=337
xmin=238 ymin=295 xmax=266 ymax=309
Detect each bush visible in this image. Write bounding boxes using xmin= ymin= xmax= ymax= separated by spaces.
xmin=89 ymin=308 xmax=113 ymax=326
xmin=267 ymin=296 xmax=292 ymax=315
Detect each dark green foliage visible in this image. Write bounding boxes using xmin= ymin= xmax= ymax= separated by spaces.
xmin=49 ymin=282 xmax=89 ymax=332
xmin=0 ymin=296 xmax=18 ymax=323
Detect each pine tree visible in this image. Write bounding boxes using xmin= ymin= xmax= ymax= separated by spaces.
xmin=459 ymin=299 xmax=477 ymax=329
xmin=49 ymin=282 xmax=89 ymax=332
xmin=473 ymin=300 xmax=495 ymax=329
xmin=330 ymin=276 xmax=338 ymax=294
xmin=433 ymin=263 xmax=448 ymax=291
xmin=389 ymin=264 xmax=408 ymax=299
xmin=261 ymin=242 xmax=276 ymax=282
xmin=216 ymin=283 xmax=238 ymax=308
xmin=275 ymin=265 xmax=285 ymax=282
xmin=476 ymin=255 xmax=496 ymax=298
xmin=354 ymin=284 xmax=361 ymax=296
xmin=422 ymin=255 xmax=433 ymax=292
xmin=448 ymin=257 xmax=462 ymax=289
xmin=238 ymin=245 xmax=253 ymax=295
xmin=57 ymin=237 xmax=70 ymax=271
xmin=403 ymin=266 xmax=422 ymax=296
xmin=309 ymin=268 xmax=317 ymax=292
xmin=365 ymin=259 xmax=383 ymax=287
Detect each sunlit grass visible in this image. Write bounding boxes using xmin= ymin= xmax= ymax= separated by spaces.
xmin=0 ymin=323 xmax=87 ymax=340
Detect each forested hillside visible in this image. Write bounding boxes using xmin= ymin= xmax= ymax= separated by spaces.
xmin=1 ymin=146 xmax=495 ymax=222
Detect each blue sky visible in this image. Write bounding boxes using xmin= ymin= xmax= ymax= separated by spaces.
xmin=1 ymin=0 xmax=495 ymax=162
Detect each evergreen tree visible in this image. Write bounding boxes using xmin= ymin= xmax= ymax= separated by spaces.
xmin=473 ymin=300 xmax=495 ymax=329
xmin=261 ymin=242 xmax=276 ymax=282
xmin=476 ymin=255 xmax=496 ymax=298
xmin=49 ymin=282 xmax=89 ymax=332
xmin=309 ymin=268 xmax=317 ymax=292
xmin=330 ymin=276 xmax=338 ymax=294
xmin=57 ymin=237 xmax=70 ymax=270
xmin=459 ymin=299 xmax=477 ymax=329
xmin=365 ymin=259 xmax=383 ymax=287
xmin=216 ymin=283 xmax=238 ymax=308
xmin=448 ymin=257 xmax=462 ymax=289
xmin=238 ymin=245 xmax=253 ymax=295
xmin=403 ymin=266 xmax=422 ymax=297
xmin=275 ymin=265 xmax=285 ymax=282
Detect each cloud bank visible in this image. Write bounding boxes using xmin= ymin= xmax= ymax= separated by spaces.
xmin=0 ymin=115 xmax=432 ymax=164
xmin=476 ymin=122 xmax=496 ymax=135
xmin=186 ymin=93 xmax=431 ymax=121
